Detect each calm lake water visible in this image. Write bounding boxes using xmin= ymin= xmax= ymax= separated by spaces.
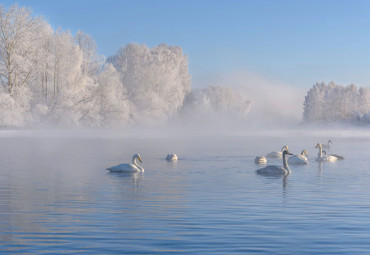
xmin=1 ymin=130 xmax=370 ymax=254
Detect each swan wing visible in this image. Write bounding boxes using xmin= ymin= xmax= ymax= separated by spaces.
xmin=255 ymin=156 xmax=267 ymax=164
xmin=316 ymin=155 xmax=337 ymax=162
xmin=288 ymin=155 xmax=309 ymax=165
xmin=266 ymin=151 xmax=282 ymax=158
xmin=330 ymin=154 xmax=344 ymax=160
xmin=107 ymin=163 xmax=140 ymax=172
xmin=256 ymin=165 xmax=285 ymax=176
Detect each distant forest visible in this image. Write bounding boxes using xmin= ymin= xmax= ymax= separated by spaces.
xmin=303 ymin=82 xmax=370 ymax=124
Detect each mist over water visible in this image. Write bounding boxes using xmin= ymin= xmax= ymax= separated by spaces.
xmin=1 ymin=129 xmax=370 ymax=254
xmin=207 ymin=72 xmax=305 ymax=121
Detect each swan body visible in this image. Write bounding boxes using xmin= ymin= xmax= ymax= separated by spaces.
xmin=107 ymin=154 xmax=144 ymax=172
xmin=266 ymin=145 xmax=289 ymax=159
xmin=288 ymin=150 xmax=309 ymax=165
xmin=321 ymin=140 xmax=332 ymax=149
xmin=315 ymin=143 xmax=343 ymax=162
xmin=166 ymin=153 xmax=178 ymax=161
xmin=255 ymin=156 xmax=267 ymax=164
xmin=257 ymin=150 xmax=293 ymax=176
xmin=329 ymin=154 xmax=344 ymax=160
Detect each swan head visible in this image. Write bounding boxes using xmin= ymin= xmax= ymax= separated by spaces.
xmin=281 ymin=145 xmax=289 ymax=152
xmin=301 ymin=150 xmax=308 ymax=157
xmin=133 ymin=153 xmax=142 ymax=163
xmin=315 ymin=143 xmax=321 ymax=149
xmin=282 ymin=149 xmax=293 ymax=157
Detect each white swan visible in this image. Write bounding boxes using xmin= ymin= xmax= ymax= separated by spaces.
xmin=255 ymin=156 xmax=267 ymax=164
xmin=321 ymin=140 xmax=332 ymax=149
xmin=107 ymin=153 xmax=144 ymax=172
xmin=166 ymin=153 xmax=178 ymax=161
xmin=288 ymin=150 xmax=309 ymax=165
xmin=257 ymin=150 xmax=293 ymax=176
xmin=315 ymin=143 xmax=344 ymax=162
xmin=266 ymin=145 xmax=289 ymax=158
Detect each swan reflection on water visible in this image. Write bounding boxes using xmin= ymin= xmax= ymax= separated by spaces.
xmin=108 ymin=170 xmax=142 ymax=178
xmin=107 ymin=170 xmax=143 ymax=189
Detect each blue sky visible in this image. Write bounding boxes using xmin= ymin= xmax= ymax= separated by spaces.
xmin=3 ymin=0 xmax=370 ymax=88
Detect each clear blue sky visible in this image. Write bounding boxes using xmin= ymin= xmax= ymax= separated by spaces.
xmin=3 ymin=0 xmax=370 ymax=88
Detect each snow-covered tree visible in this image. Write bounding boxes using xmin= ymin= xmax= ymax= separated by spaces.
xmin=94 ymin=63 xmax=130 ymax=127
xmin=108 ymin=43 xmax=191 ymax=125
xmin=0 ymin=4 xmax=198 ymax=128
xmin=0 ymin=4 xmax=43 ymax=96
xmin=303 ymin=82 xmax=370 ymax=124
xmin=75 ymin=30 xmax=102 ymax=76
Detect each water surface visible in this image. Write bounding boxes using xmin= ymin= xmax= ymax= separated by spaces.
xmin=0 ymin=131 xmax=369 ymax=254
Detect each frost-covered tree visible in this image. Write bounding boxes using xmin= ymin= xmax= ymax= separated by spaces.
xmin=359 ymin=87 xmax=370 ymax=115
xmin=0 ymin=4 xmax=46 ymax=126
xmin=303 ymin=82 xmax=370 ymax=124
xmin=30 ymin=27 xmax=102 ymax=127
xmin=93 ymin=64 xmax=130 ymax=127
xmin=0 ymin=4 xmax=196 ymax=128
xmin=75 ymin=30 xmax=102 ymax=76
xmin=108 ymin=43 xmax=191 ymax=125
xmin=0 ymin=4 xmax=43 ymax=96
xmin=36 ymin=29 xmax=86 ymax=126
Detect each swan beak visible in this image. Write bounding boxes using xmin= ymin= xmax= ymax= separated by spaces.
xmin=138 ymin=157 xmax=143 ymax=163
xmin=287 ymin=152 xmax=293 ymax=155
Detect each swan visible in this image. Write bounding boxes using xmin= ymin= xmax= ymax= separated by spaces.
xmin=266 ymin=145 xmax=289 ymax=158
xmin=166 ymin=153 xmax=178 ymax=161
xmin=288 ymin=150 xmax=309 ymax=165
xmin=107 ymin=153 xmax=144 ymax=172
xmin=321 ymin=140 xmax=332 ymax=149
xmin=315 ymin=143 xmax=344 ymax=162
xmin=257 ymin=150 xmax=293 ymax=176
xmin=255 ymin=156 xmax=267 ymax=164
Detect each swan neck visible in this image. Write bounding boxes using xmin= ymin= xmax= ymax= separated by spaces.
xmin=318 ymin=145 xmax=322 ymax=157
xmin=283 ymin=153 xmax=290 ymax=172
xmin=132 ymin=156 xmax=143 ymax=171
